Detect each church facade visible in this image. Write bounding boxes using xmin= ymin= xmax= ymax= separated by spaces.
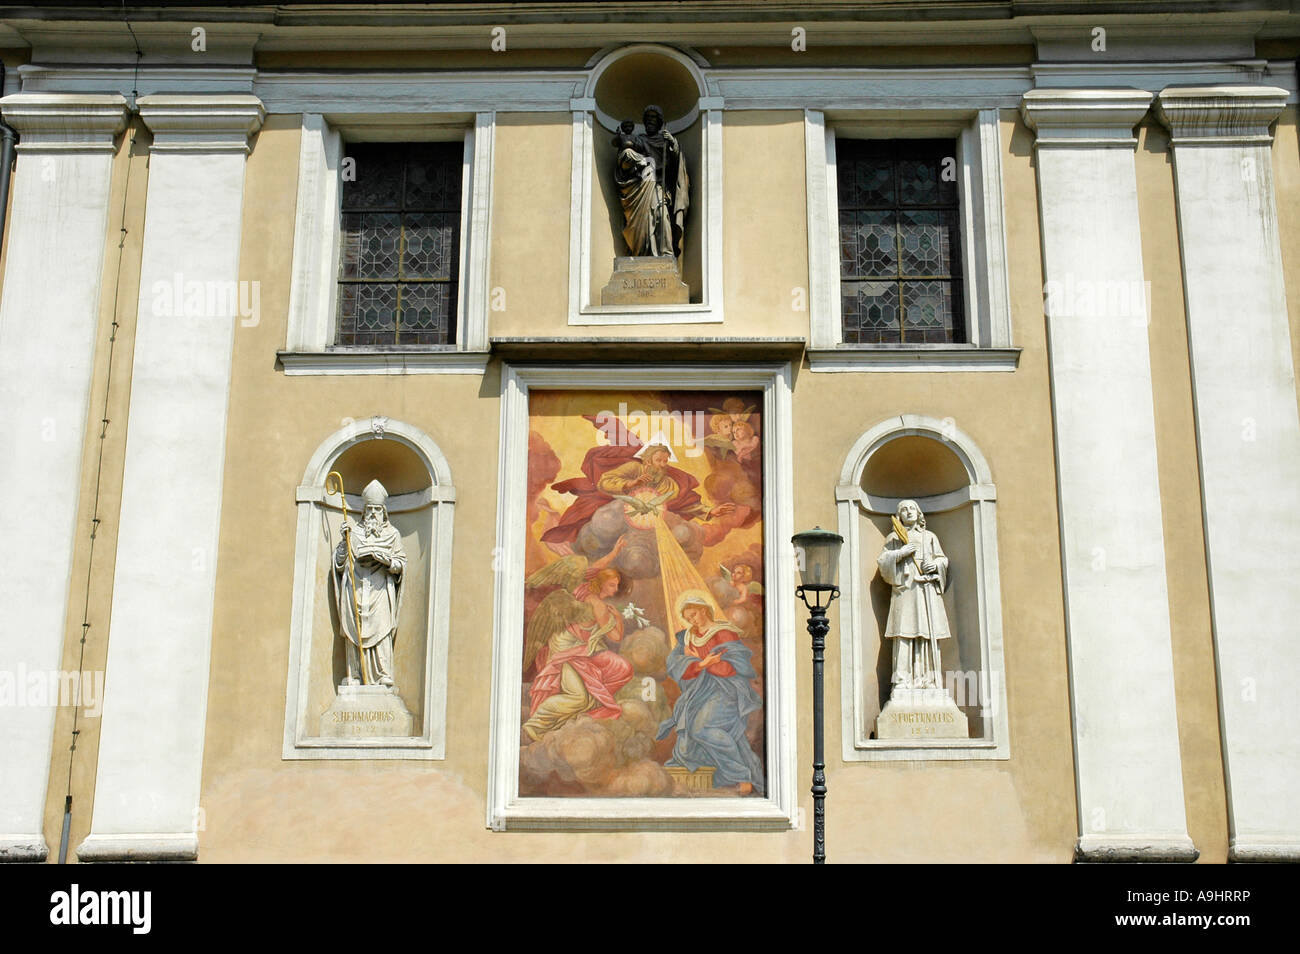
xmin=1 ymin=0 xmax=1299 ymax=863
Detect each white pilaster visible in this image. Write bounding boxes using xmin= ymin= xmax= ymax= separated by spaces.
xmin=1021 ymin=89 xmax=1196 ymax=862
xmin=78 ymin=95 xmax=263 ymax=863
xmin=1156 ymin=86 xmax=1300 ymax=863
xmin=0 ymin=93 xmax=128 ymax=862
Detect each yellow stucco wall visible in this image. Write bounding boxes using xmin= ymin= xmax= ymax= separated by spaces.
xmin=1133 ymin=119 xmax=1228 ymax=863
xmin=36 ymin=74 xmax=1294 ymax=863
xmin=40 ymin=119 xmax=152 ymax=859
xmin=173 ymin=108 xmax=1081 ymax=863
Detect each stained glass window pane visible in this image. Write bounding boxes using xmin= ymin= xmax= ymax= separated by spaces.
xmin=836 ymin=138 xmax=966 ymax=344
xmin=336 ymin=141 xmax=463 ymax=347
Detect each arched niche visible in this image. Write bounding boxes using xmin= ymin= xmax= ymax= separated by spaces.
xmin=835 ymin=414 xmax=1009 ymax=761
xmin=569 ymin=44 xmax=722 ymax=324
xmin=282 ymin=416 xmax=456 ymax=760
xmin=586 ymin=44 xmax=708 ymax=135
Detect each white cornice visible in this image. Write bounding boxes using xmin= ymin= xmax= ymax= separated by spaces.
xmin=0 ymin=91 xmax=129 ymax=150
xmin=807 ymin=346 xmax=1021 ymax=373
xmin=277 ymin=349 xmax=491 ymax=375
xmin=255 ymin=70 xmax=587 ymax=114
xmin=1030 ymin=21 xmax=1264 ymax=64
xmin=17 ymin=64 xmax=257 ymax=97
xmin=137 ymin=93 xmax=265 ymax=152
xmin=1030 ymin=59 xmax=1294 ymax=97
xmin=1020 ymin=88 xmax=1154 ymax=148
xmin=705 ymin=67 xmax=1033 ymax=110
xmin=1154 ymin=85 xmax=1289 ymax=145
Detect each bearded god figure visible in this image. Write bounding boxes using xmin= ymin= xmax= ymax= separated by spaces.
xmin=332 ymin=479 xmax=406 ymax=691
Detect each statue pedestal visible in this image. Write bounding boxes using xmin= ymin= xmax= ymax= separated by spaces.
xmin=876 ymin=687 xmax=969 ymax=740
xmin=601 ymin=255 xmax=689 ymax=305
xmin=320 ymin=684 xmax=413 ymax=739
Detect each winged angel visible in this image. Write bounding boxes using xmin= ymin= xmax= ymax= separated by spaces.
xmin=521 ymin=538 xmax=634 ymax=741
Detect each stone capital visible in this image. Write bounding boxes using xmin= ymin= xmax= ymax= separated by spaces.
xmin=1020 ymin=88 xmax=1153 ymax=148
xmin=1154 ymin=85 xmax=1288 ymax=145
xmin=0 ymin=92 xmax=129 ymax=151
xmin=137 ymin=93 xmax=265 ymax=153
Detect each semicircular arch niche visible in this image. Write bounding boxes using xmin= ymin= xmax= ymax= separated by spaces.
xmin=835 ymin=414 xmax=1009 ymax=761
xmin=282 ymin=416 xmax=456 ymax=760
xmin=587 ymin=44 xmax=707 ymax=135
xmin=570 ymin=44 xmax=722 ymax=323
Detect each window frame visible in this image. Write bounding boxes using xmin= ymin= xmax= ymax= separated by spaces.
xmin=281 ymin=112 xmax=493 ymax=375
xmin=805 ymin=109 xmax=1019 ymax=372
xmin=335 ymin=139 xmax=466 ymax=349
xmin=486 ymin=362 xmax=798 ymax=831
xmin=836 ymin=137 xmax=967 ymax=346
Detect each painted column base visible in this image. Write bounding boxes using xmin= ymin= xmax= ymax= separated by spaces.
xmin=76 ymin=833 xmax=198 ymax=863
xmin=1075 ymin=835 xmax=1200 ymax=863
xmin=0 ymin=835 xmax=49 ymax=863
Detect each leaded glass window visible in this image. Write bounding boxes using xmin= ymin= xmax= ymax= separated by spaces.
xmin=837 ymin=139 xmax=965 ymax=344
xmin=337 ymin=141 xmax=462 ymax=347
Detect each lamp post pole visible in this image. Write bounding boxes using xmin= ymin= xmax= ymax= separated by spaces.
xmin=806 ymin=598 xmax=830 ymax=864
xmin=792 ymin=525 xmax=843 ymax=866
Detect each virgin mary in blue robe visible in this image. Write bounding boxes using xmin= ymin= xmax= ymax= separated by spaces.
xmin=656 ymin=596 xmax=765 ymax=795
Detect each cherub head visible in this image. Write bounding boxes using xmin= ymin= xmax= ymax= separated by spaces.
xmin=709 ymin=413 xmax=735 ymax=439
xmin=732 ymin=420 xmax=756 ymax=443
xmin=729 ymin=561 xmax=755 ymax=587
xmin=721 ymin=397 xmax=755 ymax=423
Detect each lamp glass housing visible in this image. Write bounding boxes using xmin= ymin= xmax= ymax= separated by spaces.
xmin=792 ymin=527 xmax=844 ymax=591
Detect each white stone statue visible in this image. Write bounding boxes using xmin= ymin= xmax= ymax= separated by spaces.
xmin=877 ymin=499 xmax=951 ymax=691
xmin=331 ymin=479 xmax=406 ymax=690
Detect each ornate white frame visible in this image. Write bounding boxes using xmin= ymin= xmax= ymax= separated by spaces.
xmin=836 ymin=414 xmax=1010 ymax=761
xmin=282 ymin=416 xmax=456 ymax=759
xmin=567 ymin=44 xmax=724 ymax=325
xmin=280 ymin=111 xmax=494 ymax=374
xmin=805 ymin=107 xmax=1019 ymax=371
xmin=487 ymin=363 xmax=796 ymax=830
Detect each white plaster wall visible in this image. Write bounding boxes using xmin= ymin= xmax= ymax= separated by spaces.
xmin=0 ymin=94 xmax=126 ymax=860
xmin=80 ymin=96 xmax=262 ymax=861
xmin=1023 ymin=89 xmax=1195 ymax=860
xmin=1159 ymin=87 xmax=1300 ymax=859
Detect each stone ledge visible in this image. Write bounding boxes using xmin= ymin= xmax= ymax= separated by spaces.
xmin=808 ymin=345 xmax=1020 ymax=372
xmin=278 ymin=349 xmax=490 ymax=375
xmin=77 ymin=833 xmax=199 ymax=864
xmin=1228 ymin=839 xmax=1300 ymax=863
xmin=492 ymin=336 xmax=805 ymax=362
xmin=1075 ymin=835 xmax=1200 ymax=863
xmin=0 ymin=835 xmax=49 ymax=863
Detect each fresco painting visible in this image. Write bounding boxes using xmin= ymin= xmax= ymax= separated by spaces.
xmin=521 ymin=390 xmax=767 ymax=798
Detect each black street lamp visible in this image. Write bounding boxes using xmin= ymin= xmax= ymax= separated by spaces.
xmin=792 ymin=526 xmax=844 ymax=865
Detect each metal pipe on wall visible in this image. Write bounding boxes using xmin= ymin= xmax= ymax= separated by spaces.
xmin=0 ymin=60 xmax=17 ymax=256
